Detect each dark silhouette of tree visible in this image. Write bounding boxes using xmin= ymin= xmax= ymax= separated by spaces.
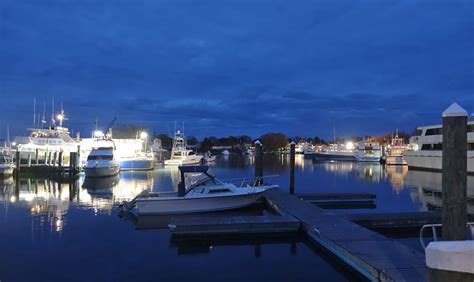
xmin=260 ymin=132 xmax=289 ymax=152
xmin=156 ymin=133 xmax=172 ymax=150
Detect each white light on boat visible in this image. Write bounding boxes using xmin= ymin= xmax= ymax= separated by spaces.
xmin=94 ymin=130 xmax=104 ymax=138
xmin=140 ymin=132 xmax=148 ymax=139
xmin=345 ymin=141 xmax=354 ymax=150
xmin=11 ymin=142 xmax=16 ymax=146
xmin=57 ymin=114 xmax=64 ymax=120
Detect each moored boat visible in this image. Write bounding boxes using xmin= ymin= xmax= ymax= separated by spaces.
xmin=164 ymin=130 xmax=203 ymax=166
xmin=83 ymin=146 xmax=120 ymax=177
xmin=356 ymin=143 xmax=382 ymax=162
xmin=386 ymin=133 xmax=408 ymax=165
xmin=121 ymin=165 xmax=277 ymax=215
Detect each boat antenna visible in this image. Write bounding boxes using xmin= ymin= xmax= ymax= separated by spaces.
xmin=41 ymin=100 xmax=46 ymax=128
xmin=6 ymin=123 xmax=10 ymax=147
xmin=33 ymin=98 xmax=36 ymax=126
xmin=50 ymin=96 xmax=55 ymax=128
xmin=333 ymin=124 xmax=336 ymax=145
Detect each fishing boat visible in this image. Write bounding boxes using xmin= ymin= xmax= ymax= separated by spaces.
xmin=203 ymin=152 xmax=216 ymax=163
xmin=356 ymin=143 xmax=382 ymax=162
xmin=83 ymin=146 xmax=120 ymax=177
xmin=0 ymin=154 xmax=14 ymax=177
xmin=386 ymin=133 xmax=408 ymax=165
xmin=121 ymin=166 xmax=277 ymax=215
xmin=164 ymin=130 xmax=203 ymax=166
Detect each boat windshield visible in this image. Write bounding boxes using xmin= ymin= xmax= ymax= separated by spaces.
xmin=87 ymin=155 xmax=113 ymax=161
xmin=185 ymin=172 xmax=220 ymax=189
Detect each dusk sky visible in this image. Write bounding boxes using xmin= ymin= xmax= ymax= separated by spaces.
xmin=1 ymin=0 xmax=473 ymax=139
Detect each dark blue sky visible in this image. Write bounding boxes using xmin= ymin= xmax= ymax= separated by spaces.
xmin=1 ymin=0 xmax=473 ymax=139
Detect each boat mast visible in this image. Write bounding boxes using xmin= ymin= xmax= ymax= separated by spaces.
xmin=33 ymin=98 xmax=36 ymax=126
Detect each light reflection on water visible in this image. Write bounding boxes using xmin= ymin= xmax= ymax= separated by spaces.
xmin=1 ymin=154 xmax=473 ymax=233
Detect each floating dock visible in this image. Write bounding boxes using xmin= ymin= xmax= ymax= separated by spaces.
xmin=169 ymin=215 xmax=300 ymax=236
xmin=264 ymin=189 xmax=426 ymax=281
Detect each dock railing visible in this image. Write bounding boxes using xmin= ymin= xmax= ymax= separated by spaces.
xmin=420 ymin=222 xmax=474 ymax=250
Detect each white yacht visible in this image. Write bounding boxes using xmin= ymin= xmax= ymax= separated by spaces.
xmin=13 ymin=109 xmax=80 ymax=165
xmin=83 ymin=146 xmax=120 ymax=177
xmin=121 ymin=166 xmax=277 ymax=215
xmin=356 ymin=143 xmax=382 ymax=162
xmin=386 ymin=134 xmax=408 ymax=166
xmin=164 ymin=130 xmax=203 ymax=166
xmin=405 ymin=120 xmax=474 ymax=173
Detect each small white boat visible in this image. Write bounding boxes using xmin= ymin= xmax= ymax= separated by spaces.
xmin=164 ymin=130 xmax=203 ymax=166
xmin=0 ymin=155 xmax=14 ymax=177
xmin=120 ymin=152 xmax=155 ymax=171
xmin=83 ymin=147 xmax=120 ymax=177
xmin=122 ymin=166 xmax=277 ymax=215
xmin=242 ymin=149 xmax=253 ymax=156
xmin=203 ymin=152 xmax=216 ymax=163
xmin=221 ymin=149 xmax=230 ymax=155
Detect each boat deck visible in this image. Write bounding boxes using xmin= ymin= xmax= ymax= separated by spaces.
xmin=263 ymin=189 xmax=427 ymax=281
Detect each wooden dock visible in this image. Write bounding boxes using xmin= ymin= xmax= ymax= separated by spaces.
xmin=264 ymin=189 xmax=426 ymax=281
xmin=297 ymin=193 xmax=376 ymax=209
xmin=169 ymin=215 xmax=300 ymax=237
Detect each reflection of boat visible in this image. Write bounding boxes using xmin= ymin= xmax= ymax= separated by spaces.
xmin=82 ymin=174 xmax=120 ymax=195
xmin=356 ymin=143 xmax=382 ymax=162
xmin=164 ymin=130 xmax=203 ymax=166
xmin=122 ymin=166 xmax=276 ymax=215
xmin=386 ymin=133 xmax=407 ymax=165
xmin=84 ymin=146 xmax=120 ymax=177
xmin=221 ymin=149 xmax=230 ymax=156
xmin=405 ymin=112 xmax=474 ymax=172
xmin=385 ymin=165 xmax=408 ymax=192
xmin=405 ymin=170 xmax=474 ymax=214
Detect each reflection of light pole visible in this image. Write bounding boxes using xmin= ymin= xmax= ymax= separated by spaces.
xmin=140 ymin=132 xmax=148 ymax=152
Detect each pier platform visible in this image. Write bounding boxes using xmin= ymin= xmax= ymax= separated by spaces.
xmin=169 ymin=215 xmax=300 ymax=237
xmin=264 ymin=189 xmax=426 ymax=281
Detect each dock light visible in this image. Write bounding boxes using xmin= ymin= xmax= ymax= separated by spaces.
xmin=94 ymin=130 xmax=104 ymax=138
xmin=346 ymin=141 xmax=354 ymax=150
xmin=57 ymin=114 xmax=64 ymax=121
xmin=140 ymin=132 xmax=148 ymax=139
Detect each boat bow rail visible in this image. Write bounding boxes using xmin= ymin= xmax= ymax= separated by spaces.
xmin=419 ymin=222 xmax=474 ymax=250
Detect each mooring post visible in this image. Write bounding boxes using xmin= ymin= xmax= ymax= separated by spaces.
xmin=178 ymin=167 xmax=186 ymax=197
xmin=35 ymin=149 xmax=39 ymax=165
xmin=69 ymin=152 xmax=74 ymax=175
xmin=53 ymin=152 xmax=58 ymax=168
xmin=289 ymin=141 xmax=296 ymax=194
xmin=15 ymin=149 xmax=20 ymax=176
xmin=442 ymin=102 xmax=468 ymax=241
xmin=48 ymin=152 xmax=52 ymax=166
xmin=58 ymin=152 xmax=63 ymax=170
xmin=254 ymin=140 xmax=263 ymax=185
xmin=27 ymin=153 xmax=32 ymax=167
xmin=77 ymin=145 xmax=81 ymax=171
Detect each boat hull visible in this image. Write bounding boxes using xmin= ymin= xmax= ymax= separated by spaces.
xmin=307 ymin=152 xmax=356 ymax=161
xmin=405 ymin=151 xmax=474 ymax=173
xmin=385 ymin=155 xmax=407 ymax=166
xmin=135 ymin=191 xmax=264 ymax=215
xmin=120 ymin=159 xmax=154 ymax=171
xmin=83 ymin=165 xmax=120 ymax=177
xmin=164 ymin=155 xmax=203 ymax=166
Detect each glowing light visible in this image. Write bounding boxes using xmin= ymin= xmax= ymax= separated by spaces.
xmin=57 ymin=114 xmax=64 ymax=120
xmin=345 ymin=141 xmax=354 ymax=150
xmin=140 ymin=132 xmax=148 ymax=139
xmin=94 ymin=130 xmax=104 ymax=138
xmin=11 ymin=142 xmax=16 ymax=146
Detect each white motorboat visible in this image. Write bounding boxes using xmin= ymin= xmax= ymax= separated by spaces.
xmin=121 ymin=166 xmax=277 ymax=215
xmin=221 ymin=149 xmax=230 ymax=155
xmin=164 ymin=130 xmax=203 ymax=166
xmin=0 ymin=154 xmax=14 ymax=177
xmin=203 ymin=152 xmax=216 ymax=163
xmin=356 ymin=143 xmax=382 ymax=162
xmin=386 ymin=133 xmax=408 ymax=165
xmin=83 ymin=146 xmax=120 ymax=177
xmin=405 ymin=119 xmax=474 ymax=173
xmin=120 ymin=152 xmax=155 ymax=171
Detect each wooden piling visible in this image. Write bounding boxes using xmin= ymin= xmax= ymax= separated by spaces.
xmin=58 ymin=152 xmax=63 ymax=170
xmin=178 ymin=167 xmax=186 ymax=197
xmin=289 ymin=141 xmax=295 ymax=194
xmin=442 ymin=103 xmax=468 ymax=241
xmin=254 ymin=140 xmax=263 ymax=185
xmin=48 ymin=152 xmax=52 ymax=166
xmin=15 ymin=149 xmax=20 ymax=176
xmin=53 ymin=152 xmax=57 ymax=167
xmin=35 ymin=149 xmax=39 ymax=165
xmin=27 ymin=153 xmax=32 ymax=167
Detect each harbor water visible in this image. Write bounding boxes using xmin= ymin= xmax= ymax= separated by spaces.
xmin=1 ymin=154 xmax=472 ymax=281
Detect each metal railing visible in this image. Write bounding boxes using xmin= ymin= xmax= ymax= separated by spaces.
xmin=419 ymin=222 xmax=474 ymax=250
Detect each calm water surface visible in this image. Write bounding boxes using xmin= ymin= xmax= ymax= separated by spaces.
xmin=1 ymin=154 xmax=472 ymax=281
